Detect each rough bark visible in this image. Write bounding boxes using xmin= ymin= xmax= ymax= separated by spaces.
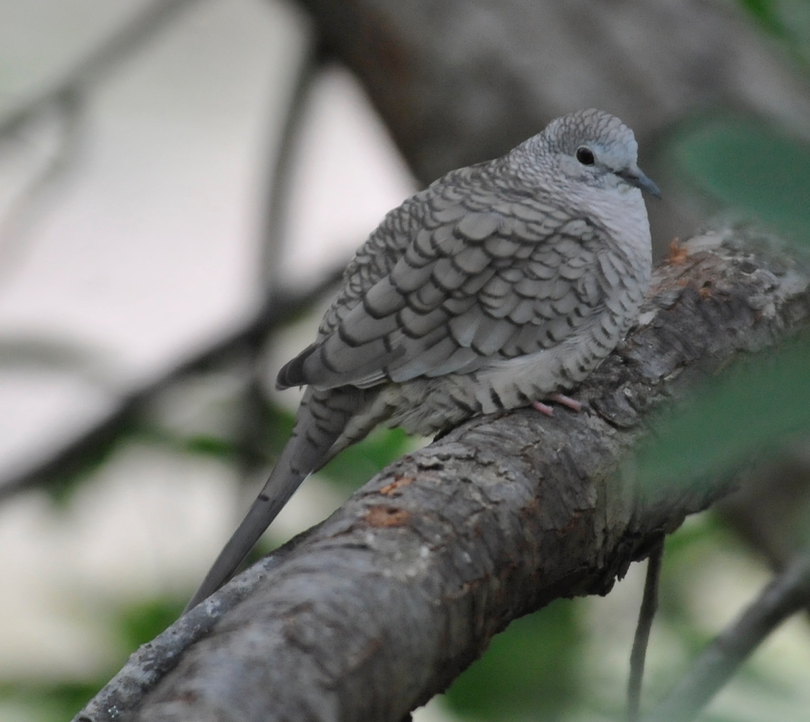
xmin=73 ymin=226 xmax=810 ymax=722
xmin=295 ymin=0 xmax=810 ymax=246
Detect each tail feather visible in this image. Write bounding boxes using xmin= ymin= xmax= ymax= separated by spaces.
xmin=184 ymin=386 xmax=377 ymax=612
xmin=183 ymin=452 xmax=308 ymax=612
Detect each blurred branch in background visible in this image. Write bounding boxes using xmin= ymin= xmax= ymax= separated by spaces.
xmin=646 ymin=550 xmax=810 ymax=722
xmin=0 ymin=92 xmax=84 ymax=285
xmin=0 ymin=5 xmax=336 ymax=504
xmin=0 ymin=265 xmax=342 ymax=504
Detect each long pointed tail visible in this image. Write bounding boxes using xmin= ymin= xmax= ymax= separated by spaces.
xmin=184 ymin=387 xmax=374 ymax=612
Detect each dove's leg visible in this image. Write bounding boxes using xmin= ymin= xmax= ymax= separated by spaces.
xmin=531 ymin=393 xmax=582 ymax=416
xmin=184 ymin=387 xmax=372 ymax=612
xmin=550 ymin=393 xmax=582 ymax=412
xmin=531 ymin=400 xmax=555 ymax=416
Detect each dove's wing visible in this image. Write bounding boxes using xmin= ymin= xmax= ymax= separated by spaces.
xmin=278 ymin=185 xmax=616 ymax=392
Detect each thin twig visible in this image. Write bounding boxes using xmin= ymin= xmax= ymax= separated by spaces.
xmin=232 ymin=43 xmax=322 ymax=475
xmin=0 ymin=19 xmax=343 ymax=502
xmin=628 ymin=535 xmax=665 ymax=722
xmin=644 ymin=550 xmax=810 ymax=722
xmin=230 ymin=42 xmax=322 ymax=477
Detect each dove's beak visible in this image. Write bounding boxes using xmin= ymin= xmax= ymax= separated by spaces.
xmin=618 ymin=166 xmax=661 ymax=198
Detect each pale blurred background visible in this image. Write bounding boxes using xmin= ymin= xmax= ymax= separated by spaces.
xmin=1 ymin=1 xmax=810 ymax=720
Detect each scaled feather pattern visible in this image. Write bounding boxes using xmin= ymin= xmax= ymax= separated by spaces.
xmin=186 ymin=108 xmax=658 ymax=611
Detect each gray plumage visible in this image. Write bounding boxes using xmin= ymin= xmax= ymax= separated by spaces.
xmin=186 ymin=108 xmax=659 ymax=611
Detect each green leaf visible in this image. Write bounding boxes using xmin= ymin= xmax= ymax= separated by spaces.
xmin=670 ymin=116 xmax=810 ymax=242
xmin=182 ymin=434 xmax=238 ymax=459
xmin=115 ymin=597 xmax=186 ymax=651
xmin=635 ymin=333 xmax=810 ymax=489
xmin=263 ymin=402 xmax=296 ymax=459
xmin=737 ymin=0 xmax=790 ymax=38
xmin=0 ymin=680 xmax=104 ymax=722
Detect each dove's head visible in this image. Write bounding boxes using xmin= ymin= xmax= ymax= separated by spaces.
xmin=518 ymin=109 xmax=660 ymax=199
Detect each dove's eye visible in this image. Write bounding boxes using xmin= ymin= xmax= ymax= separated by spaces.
xmin=576 ymin=146 xmax=595 ymax=165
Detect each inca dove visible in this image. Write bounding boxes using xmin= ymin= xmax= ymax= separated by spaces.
xmin=186 ymin=108 xmax=659 ymax=610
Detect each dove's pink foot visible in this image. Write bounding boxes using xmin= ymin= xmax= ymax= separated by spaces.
xmin=550 ymin=392 xmax=582 ymax=412
xmin=531 ymin=400 xmax=554 ymax=416
xmin=531 ymin=393 xmax=582 ymax=417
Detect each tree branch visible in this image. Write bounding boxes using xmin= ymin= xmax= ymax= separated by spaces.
xmin=645 ymin=549 xmax=810 ymax=722
xmin=72 ymin=226 xmax=810 ymax=722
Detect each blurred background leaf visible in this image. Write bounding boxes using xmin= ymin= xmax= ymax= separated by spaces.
xmin=670 ymin=117 xmax=810 ymax=243
xmin=635 ymin=332 xmax=810 ymax=493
